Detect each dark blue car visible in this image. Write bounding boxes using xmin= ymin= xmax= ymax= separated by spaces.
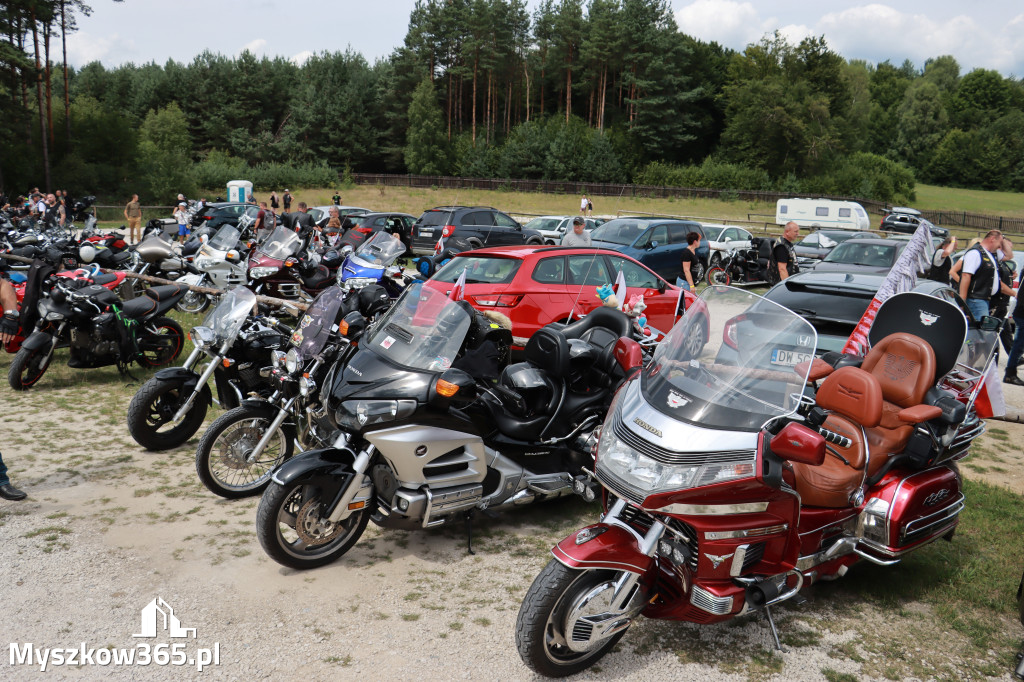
xmin=588 ymin=217 xmax=709 ymax=282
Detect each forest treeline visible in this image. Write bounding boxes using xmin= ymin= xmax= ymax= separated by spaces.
xmin=2 ymin=0 xmax=1023 ymax=204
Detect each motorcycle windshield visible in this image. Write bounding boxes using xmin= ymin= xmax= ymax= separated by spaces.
xmin=644 ymin=285 xmax=816 ymax=430
xmin=200 ymin=286 xmax=256 ymax=345
xmin=365 ymin=281 xmax=471 ymax=372
xmin=209 ymin=225 xmax=241 ymax=251
xmin=259 ymin=226 xmax=301 ymax=260
xmin=351 ymin=232 xmax=405 ymax=268
xmin=290 ymin=286 xmax=349 ymax=362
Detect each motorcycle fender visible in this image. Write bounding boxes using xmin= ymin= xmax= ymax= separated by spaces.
xmin=175 ymin=273 xmax=204 ymax=287
xmin=21 ymin=330 xmax=54 ymax=352
xmin=270 ymin=448 xmax=358 ymax=501
xmin=153 ymin=367 xmax=211 ymax=406
xmin=551 ymin=523 xmax=654 ymax=575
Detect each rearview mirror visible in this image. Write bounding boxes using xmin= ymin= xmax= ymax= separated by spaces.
xmin=770 ymin=422 xmax=825 ymax=466
xmin=430 ymin=368 xmax=477 ymax=408
xmin=648 ymin=240 xmax=659 ymax=250
xmin=979 ymin=315 xmax=1002 ymax=332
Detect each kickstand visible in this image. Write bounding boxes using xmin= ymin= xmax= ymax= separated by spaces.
xmin=464 ymin=512 xmax=475 ymax=555
xmin=764 ymin=605 xmax=782 ymax=651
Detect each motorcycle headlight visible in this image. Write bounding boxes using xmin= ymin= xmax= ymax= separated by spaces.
xmin=298 ymin=376 xmax=317 ymax=397
xmin=189 ymin=326 xmax=216 ymax=350
xmin=341 ymin=277 xmax=376 ymax=291
xmin=194 ymin=256 xmax=215 ymax=270
xmin=271 ymin=350 xmax=287 ymax=369
xmin=596 ymin=423 xmax=754 ymax=496
xmin=285 ymin=347 xmax=299 ymax=374
xmin=249 ymin=266 xmax=278 ymax=279
xmin=335 ymin=399 xmax=416 ymax=430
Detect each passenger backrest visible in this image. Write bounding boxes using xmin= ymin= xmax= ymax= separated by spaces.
xmin=815 ymin=366 xmax=883 ymax=429
xmin=524 ymin=327 xmax=570 ymax=380
xmin=860 ymin=332 xmax=936 ymax=409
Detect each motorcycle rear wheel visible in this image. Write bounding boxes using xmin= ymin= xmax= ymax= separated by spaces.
xmin=138 ymin=317 xmax=184 ymax=368
xmin=706 ymin=266 xmax=730 ymax=286
xmin=256 ymin=478 xmax=371 ymax=570
xmin=195 ymin=404 xmax=294 ymax=498
xmin=516 ymin=560 xmax=628 ymax=677
xmin=8 ymin=344 xmax=53 ymax=391
xmin=127 ymin=376 xmax=208 ymax=451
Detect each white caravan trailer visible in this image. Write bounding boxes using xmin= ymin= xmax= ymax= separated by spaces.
xmin=776 ymin=198 xmax=870 ymax=230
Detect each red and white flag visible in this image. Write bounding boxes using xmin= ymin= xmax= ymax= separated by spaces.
xmin=434 ymin=235 xmax=445 ymax=254
xmin=613 ymin=270 xmax=628 ymax=311
xmin=840 ymin=221 xmax=933 ymax=355
xmin=448 ymin=268 xmax=467 ymax=302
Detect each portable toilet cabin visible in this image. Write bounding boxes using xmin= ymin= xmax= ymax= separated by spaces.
xmin=227 ymin=180 xmax=253 ymax=204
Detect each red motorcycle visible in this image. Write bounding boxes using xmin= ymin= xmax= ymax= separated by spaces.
xmin=516 ymin=286 xmax=990 ymax=676
xmin=246 ymin=225 xmax=338 ymax=301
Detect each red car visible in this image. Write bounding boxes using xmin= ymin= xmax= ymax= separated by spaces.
xmin=425 ymin=245 xmax=703 ymax=348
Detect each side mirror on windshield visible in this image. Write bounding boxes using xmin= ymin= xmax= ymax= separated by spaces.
xmin=979 ymin=315 xmax=1002 ymax=332
xmin=647 ymin=240 xmax=658 ymax=250
xmin=657 ymin=279 xmax=667 ymax=294
xmin=769 ymin=422 xmax=825 ymax=466
xmin=339 ymin=311 xmax=367 ymax=340
xmin=430 ymin=368 xmax=477 ymax=409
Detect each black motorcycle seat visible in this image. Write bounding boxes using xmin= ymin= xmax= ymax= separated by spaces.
xmin=121 ymin=295 xmax=158 ymax=319
xmin=121 ymin=284 xmax=187 ymax=319
xmin=301 ymin=265 xmax=333 ymax=289
xmin=560 ymin=307 xmax=631 ymax=349
xmin=112 ymin=251 xmax=131 ymax=264
xmin=90 ymin=273 xmax=118 ymax=286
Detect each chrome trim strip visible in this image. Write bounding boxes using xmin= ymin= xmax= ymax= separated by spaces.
xmin=705 ymin=523 xmax=787 ymax=540
xmin=550 ymin=546 xmax=648 ymax=574
xmin=730 ymin=545 xmax=749 ymax=577
xmin=654 ymin=502 xmax=769 ymax=515
xmin=690 ymin=585 xmax=733 ymax=615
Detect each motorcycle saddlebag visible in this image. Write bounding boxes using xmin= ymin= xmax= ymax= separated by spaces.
xmin=862 ymin=466 xmax=963 ymax=557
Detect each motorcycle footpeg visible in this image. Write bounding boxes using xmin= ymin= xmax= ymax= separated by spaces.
xmin=571 ymin=475 xmax=598 ymax=502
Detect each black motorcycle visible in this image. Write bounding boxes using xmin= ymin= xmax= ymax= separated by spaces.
xmin=126 ymin=287 xmax=289 ymax=451
xmin=194 ymin=284 xmax=391 ymax=498
xmin=8 ymin=278 xmax=187 ymax=390
xmin=255 ymin=282 xmax=645 ymax=569
xmin=705 ymin=237 xmax=777 ymax=286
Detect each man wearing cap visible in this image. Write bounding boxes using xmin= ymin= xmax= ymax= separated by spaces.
xmin=561 ymin=216 xmax=591 ymax=247
xmin=173 ymin=202 xmax=190 ymax=243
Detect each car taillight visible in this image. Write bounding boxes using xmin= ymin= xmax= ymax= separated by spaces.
xmin=442 ymin=225 xmax=455 ymax=238
xmin=470 ymin=294 xmax=523 ymax=308
xmin=356 ymin=227 xmax=372 ymax=234
xmin=722 ymin=314 xmax=745 ymax=350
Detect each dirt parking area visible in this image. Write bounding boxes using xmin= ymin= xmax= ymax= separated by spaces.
xmin=1 ymin=353 xmax=1023 ymax=681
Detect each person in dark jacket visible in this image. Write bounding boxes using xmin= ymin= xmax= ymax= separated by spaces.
xmin=927 ymin=236 xmax=956 ymax=283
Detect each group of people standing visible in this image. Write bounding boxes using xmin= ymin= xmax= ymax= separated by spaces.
xmin=0 ymin=188 xmax=72 ymax=228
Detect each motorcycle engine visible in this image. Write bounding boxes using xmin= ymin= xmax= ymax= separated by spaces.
xmin=69 ymin=322 xmax=119 ymax=367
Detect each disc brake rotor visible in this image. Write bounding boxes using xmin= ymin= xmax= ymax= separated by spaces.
xmin=294 ymin=498 xmax=345 ymax=546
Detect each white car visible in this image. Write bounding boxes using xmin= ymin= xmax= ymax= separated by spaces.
xmin=522 ymin=216 xmax=600 ymax=245
xmin=702 ymin=223 xmax=754 ymax=267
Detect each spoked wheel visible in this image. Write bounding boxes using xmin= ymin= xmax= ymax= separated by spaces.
xmin=138 ymin=317 xmax=184 ymax=367
xmin=516 ymin=560 xmax=632 ymax=677
xmin=256 ymin=478 xmax=371 ymax=569
xmin=195 ymin=404 xmax=294 ymax=498
xmin=706 ymin=266 xmax=730 ymax=286
xmin=175 ymin=290 xmax=210 ymax=314
xmin=690 ymin=259 xmax=705 ymax=284
xmin=126 ymin=376 xmax=208 ymax=451
xmin=7 ymin=344 xmax=53 ymax=391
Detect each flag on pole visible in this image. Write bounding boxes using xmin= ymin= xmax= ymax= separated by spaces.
xmin=613 ymin=270 xmax=628 ymax=311
xmin=448 ymin=268 xmax=467 ymax=301
xmin=840 ymin=220 xmax=934 ymax=355
xmin=434 ymin=235 xmax=445 ymax=254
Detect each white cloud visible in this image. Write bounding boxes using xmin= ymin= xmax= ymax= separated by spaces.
xmin=290 ymin=50 xmax=313 ymax=66
xmin=239 ymin=38 xmax=267 ymax=57
xmin=674 ymin=0 xmax=776 ymax=49
xmin=65 ymin=31 xmax=122 ymax=67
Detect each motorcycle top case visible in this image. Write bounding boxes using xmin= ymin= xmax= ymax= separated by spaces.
xmin=864 ymin=465 xmax=962 ymax=555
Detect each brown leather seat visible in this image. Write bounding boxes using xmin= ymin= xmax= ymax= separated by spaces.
xmin=859 ymin=332 xmax=936 ymax=476
xmin=792 ymin=367 xmax=882 ymax=508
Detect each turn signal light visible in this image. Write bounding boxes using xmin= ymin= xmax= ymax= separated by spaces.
xmin=436 ymin=379 xmax=459 ymax=397
xmin=339 ymin=320 xmax=350 ymax=336
xmin=348 ymin=500 xmax=367 ymax=510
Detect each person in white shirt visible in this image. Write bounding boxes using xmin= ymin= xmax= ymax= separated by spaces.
xmin=580 ymin=194 xmax=588 ymax=216
xmin=959 ymin=230 xmax=1015 ymax=321
xmin=561 ymin=217 xmax=591 ymax=247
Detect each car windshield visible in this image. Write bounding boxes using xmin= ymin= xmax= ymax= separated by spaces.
xmin=644 ymin=286 xmax=815 ymax=430
xmin=290 ymin=286 xmax=350 ymax=363
xmin=199 ymin=286 xmax=256 ymax=345
xmin=351 ymin=232 xmax=406 ymax=268
xmin=209 ymin=225 xmax=241 ymax=251
xmin=366 ymin=282 xmax=472 ymax=372
xmin=259 ymin=225 xmax=302 ymax=259
xmin=590 ymin=219 xmax=648 ymax=246
xmin=433 ymin=255 xmax=520 ymax=285
xmin=524 ymin=218 xmax=564 ymax=232
xmin=823 ymin=242 xmax=898 ymax=266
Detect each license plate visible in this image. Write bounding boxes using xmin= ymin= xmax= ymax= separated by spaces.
xmin=419 ymin=228 xmax=433 ymax=237
xmin=771 ymin=349 xmax=812 ymax=366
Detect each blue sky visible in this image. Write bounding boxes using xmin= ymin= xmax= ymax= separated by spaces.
xmin=66 ymin=1 xmax=1023 ymax=77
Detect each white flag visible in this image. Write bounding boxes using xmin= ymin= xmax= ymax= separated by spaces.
xmin=613 ymin=270 xmax=627 ymax=310
xmin=449 ymin=268 xmax=467 ymax=301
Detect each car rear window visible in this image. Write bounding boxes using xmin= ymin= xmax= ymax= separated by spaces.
xmin=433 ymin=256 xmax=520 ymax=285
xmin=764 ymin=283 xmax=873 ymax=324
xmin=525 ymin=218 xmax=564 ymax=231
xmin=419 ymin=210 xmax=456 ymax=227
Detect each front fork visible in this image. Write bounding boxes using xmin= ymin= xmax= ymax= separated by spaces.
xmin=244 ymin=396 xmax=296 ymax=464
xmin=170 ymin=345 xmax=225 ymax=422
xmin=603 ymin=498 xmax=666 ymax=611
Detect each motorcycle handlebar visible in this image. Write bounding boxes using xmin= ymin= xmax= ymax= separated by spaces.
xmin=816 ymin=426 xmax=852 ymax=449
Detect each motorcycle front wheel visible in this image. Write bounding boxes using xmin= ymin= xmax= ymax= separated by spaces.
xmin=706 ymin=265 xmax=730 ymax=286
xmin=195 ymin=404 xmax=294 ymax=499
xmin=8 ymin=344 xmax=53 ymax=391
xmin=138 ymin=317 xmax=184 ymax=368
xmin=256 ymin=478 xmax=371 ymax=570
xmin=516 ymin=560 xmax=629 ymax=677
xmin=175 ymin=290 xmax=210 ymax=314
xmin=127 ymin=376 xmax=208 ymax=451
